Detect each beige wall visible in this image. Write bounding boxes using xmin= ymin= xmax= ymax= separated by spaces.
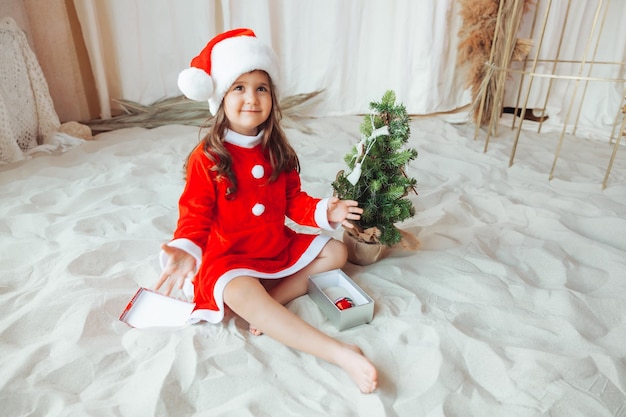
xmin=1 ymin=0 xmax=98 ymax=122
xmin=0 ymin=0 xmax=32 ymax=43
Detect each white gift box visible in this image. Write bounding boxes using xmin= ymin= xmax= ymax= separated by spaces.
xmin=307 ymin=269 xmax=374 ymax=330
xmin=119 ymin=287 xmax=195 ymax=328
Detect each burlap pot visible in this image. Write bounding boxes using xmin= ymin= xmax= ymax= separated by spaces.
xmin=343 ymin=230 xmax=390 ymax=266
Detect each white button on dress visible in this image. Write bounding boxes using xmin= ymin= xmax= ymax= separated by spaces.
xmin=252 ymin=203 xmax=265 ymax=216
xmin=251 ymin=165 xmax=264 ymax=179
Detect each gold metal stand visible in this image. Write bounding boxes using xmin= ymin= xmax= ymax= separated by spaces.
xmin=475 ymin=0 xmax=625 ymax=189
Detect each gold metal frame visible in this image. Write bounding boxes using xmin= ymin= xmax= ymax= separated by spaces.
xmin=475 ymin=0 xmax=625 ymax=189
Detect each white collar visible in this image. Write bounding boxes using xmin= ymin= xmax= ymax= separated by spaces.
xmin=224 ymin=129 xmax=263 ymax=148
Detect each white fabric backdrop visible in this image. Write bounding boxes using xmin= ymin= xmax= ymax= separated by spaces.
xmin=72 ymin=0 xmax=624 ymax=131
xmin=72 ymin=0 xmax=470 ymax=119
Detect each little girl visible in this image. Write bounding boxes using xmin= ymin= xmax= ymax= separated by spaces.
xmin=154 ymin=28 xmax=377 ymax=394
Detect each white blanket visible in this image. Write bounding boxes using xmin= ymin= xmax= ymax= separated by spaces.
xmin=0 ymin=116 xmax=624 ymax=416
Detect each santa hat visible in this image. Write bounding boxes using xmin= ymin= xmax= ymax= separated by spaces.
xmin=177 ymin=28 xmax=279 ymax=115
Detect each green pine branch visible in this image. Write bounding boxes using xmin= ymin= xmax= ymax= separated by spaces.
xmin=332 ymin=90 xmax=418 ymax=246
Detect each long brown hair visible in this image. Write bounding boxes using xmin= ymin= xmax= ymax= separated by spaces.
xmin=187 ymin=74 xmax=300 ymax=198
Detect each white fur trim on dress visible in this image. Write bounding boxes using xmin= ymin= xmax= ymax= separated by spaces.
xmin=188 ymin=234 xmax=331 ymax=324
xmin=315 ymin=198 xmax=341 ymax=231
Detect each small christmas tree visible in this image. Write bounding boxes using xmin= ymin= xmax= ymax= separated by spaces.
xmin=332 ymin=90 xmax=418 ymax=247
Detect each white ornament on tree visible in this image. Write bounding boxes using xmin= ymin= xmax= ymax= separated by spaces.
xmin=345 ymin=123 xmax=389 ymax=185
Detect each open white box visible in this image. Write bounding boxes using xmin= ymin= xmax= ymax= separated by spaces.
xmin=119 ymin=287 xmax=195 ymax=328
xmin=307 ymin=269 xmax=374 ymax=330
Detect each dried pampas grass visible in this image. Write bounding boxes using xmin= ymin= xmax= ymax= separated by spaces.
xmin=84 ymin=91 xmax=324 ymax=134
xmin=457 ymin=0 xmax=534 ymax=125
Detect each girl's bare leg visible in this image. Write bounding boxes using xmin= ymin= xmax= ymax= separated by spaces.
xmin=271 ymin=238 xmax=347 ymax=305
xmin=223 ymin=275 xmax=378 ymax=393
xmin=249 ymin=239 xmax=347 ymax=335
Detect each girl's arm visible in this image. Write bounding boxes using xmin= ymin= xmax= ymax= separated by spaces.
xmin=173 ymin=147 xmax=217 ymax=248
xmin=284 ymin=170 xmax=362 ymax=228
xmin=155 ymin=147 xmax=216 ymax=295
xmin=283 ymin=169 xmax=322 ymax=226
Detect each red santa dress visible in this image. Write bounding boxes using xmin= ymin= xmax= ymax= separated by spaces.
xmin=161 ymin=129 xmax=337 ymax=323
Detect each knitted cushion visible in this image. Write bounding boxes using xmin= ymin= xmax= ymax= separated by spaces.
xmin=0 ymin=17 xmax=61 ymax=163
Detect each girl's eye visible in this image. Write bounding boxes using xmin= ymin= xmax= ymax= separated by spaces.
xmin=258 ymin=86 xmax=268 ymax=92
xmin=233 ymin=85 xmax=244 ymax=91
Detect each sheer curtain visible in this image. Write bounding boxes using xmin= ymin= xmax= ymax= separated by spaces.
xmin=73 ymin=0 xmax=223 ymax=118
xmin=72 ymin=0 xmax=470 ymax=118
xmin=71 ymin=0 xmax=624 ymax=128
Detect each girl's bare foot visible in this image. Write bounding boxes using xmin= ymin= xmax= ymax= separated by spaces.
xmin=336 ymin=344 xmax=378 ymax=393
xmin=249 ymin=324 xmax=263 ymax=336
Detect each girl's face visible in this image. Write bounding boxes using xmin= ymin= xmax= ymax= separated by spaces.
xmin=223 ymin=70 xmax=273 ymax=136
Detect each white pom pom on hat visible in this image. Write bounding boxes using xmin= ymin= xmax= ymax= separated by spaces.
xmin=177 ymin=67 xmax=214 ymax=102
xmin=177 ymin=28 xmax=279 ymax=115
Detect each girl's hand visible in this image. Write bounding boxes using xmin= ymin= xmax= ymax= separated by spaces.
xmin=154 ymin=243 xmax=197 ymax=296
xmin=327 ymin=196 xmax=363 ymax=229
